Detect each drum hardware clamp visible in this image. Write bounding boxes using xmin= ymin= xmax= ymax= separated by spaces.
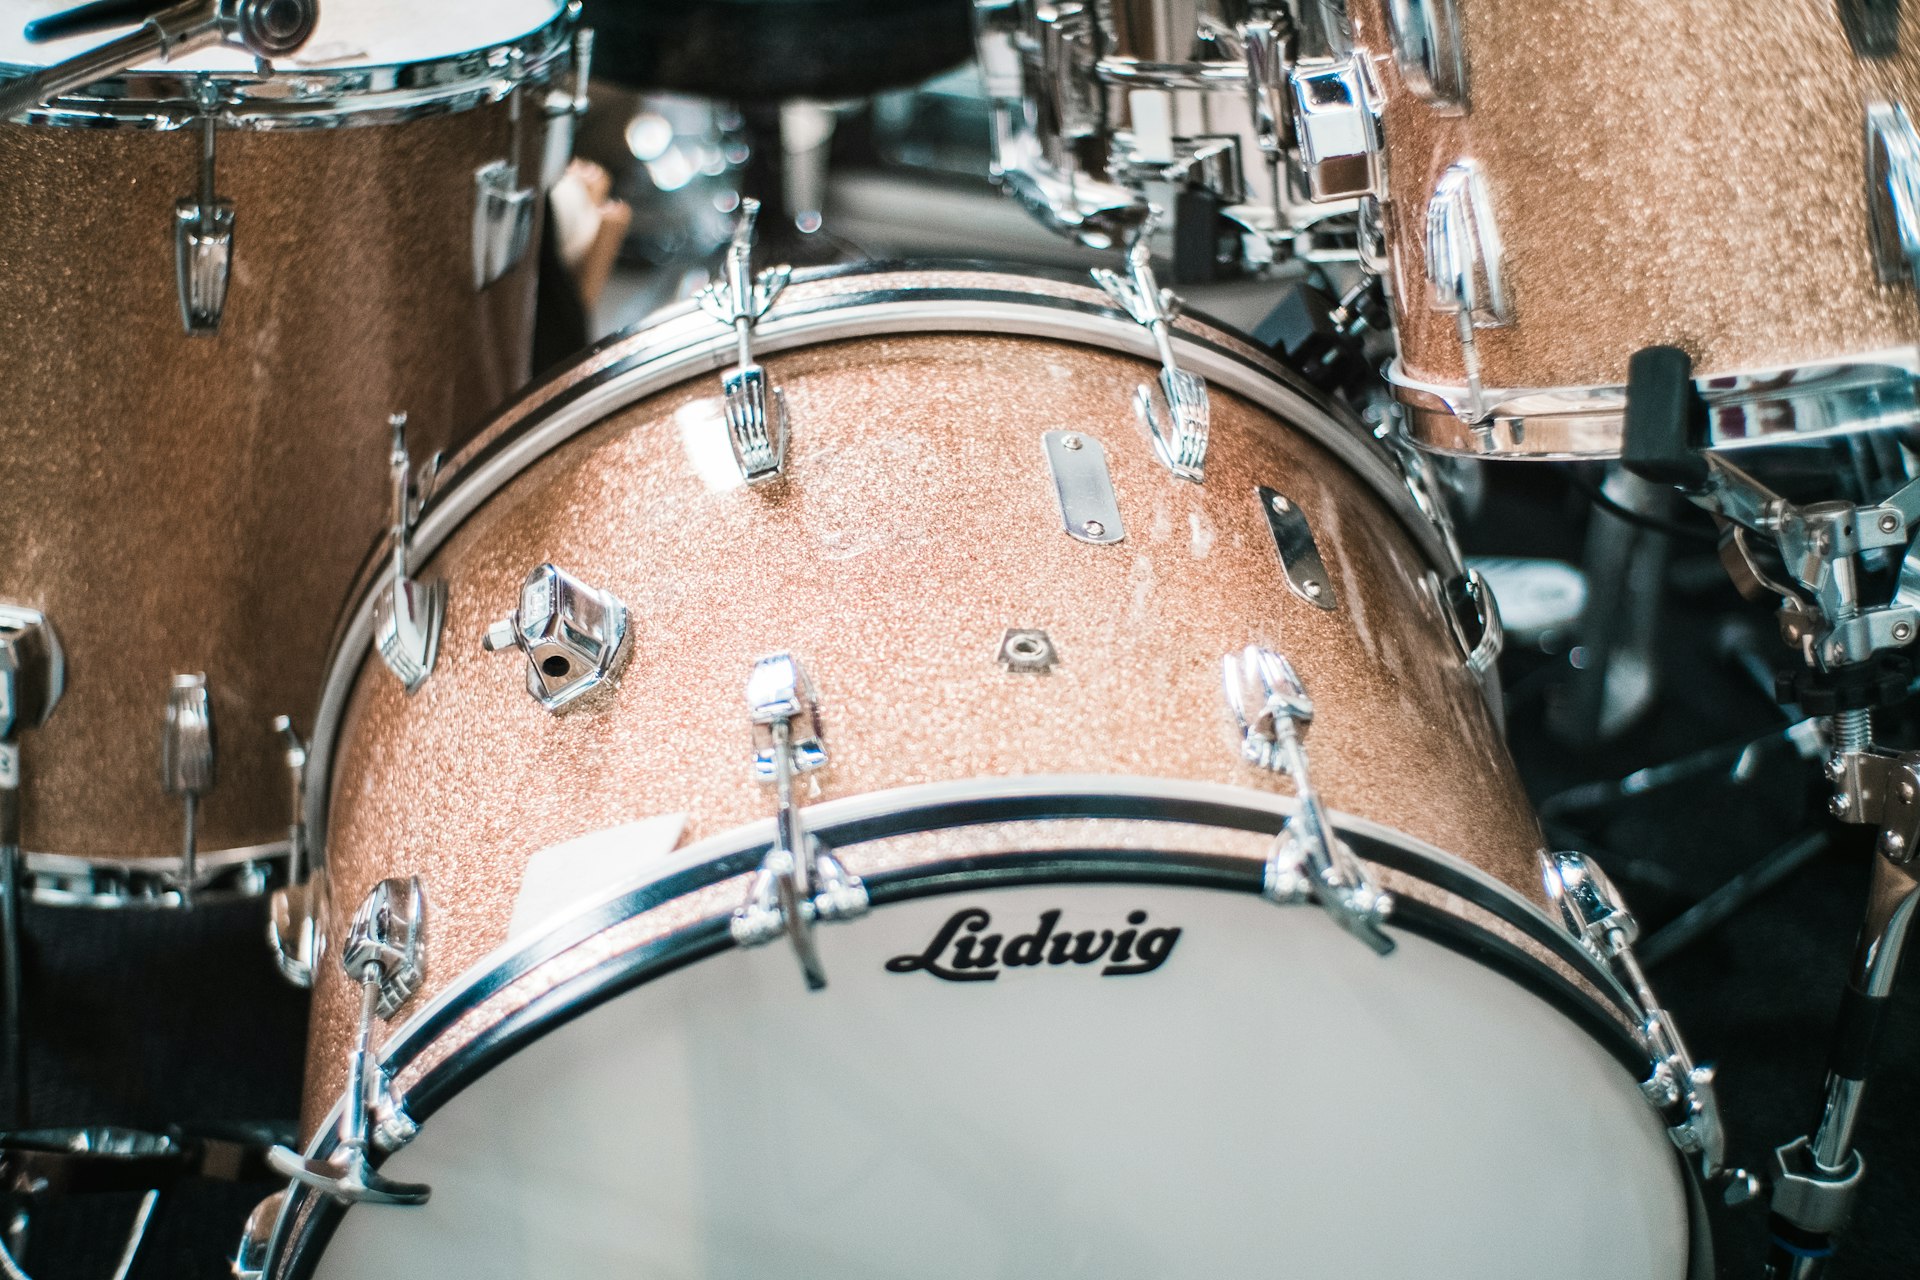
xmin=1 ymin=0 xmax=319 ymax=122
xmin=268 ymin=716 xmax=327 ymax=987
xmin=474 ymin=51 xmax=538 ymax=291
xmin=1258 ymin=487 xmax=1336 ymax=610
xmin=160 ymin=672 xmax=215 ymax=900
xmin=1092 ymin=236 xmax=1210 ymax=482
xmin=731 ymin=653 xmax=868 ymax=990
xmin=1285 ymin=52 xmax=1386 ymax=206
xmin=1042 ymin=431 xmax=1125 ymax=545
xmin=372 ymin=413 xmax=448 ymax=694
xmin=0 ymin=606 xmax=64 ymax=1131
xmin=1221 ymin=645 xmax=1394 ymax=955
xmin=481 ymin=564 xmax=630 ymax=711
xmin=1538 ymin=852 xmax=1757 ymax=1204
xmin=270 ymin=877 xmax=432 ymax=1207
xmin=697 ymin=199 xmax=794 ymax=485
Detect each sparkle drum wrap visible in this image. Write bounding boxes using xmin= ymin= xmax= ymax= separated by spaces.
xmin=1360 ymin=0 xmax=1920 ymax=451
xmin=0 ymin=2 xmax=570 ymax=863
xmin=297 ymin=267 xmax=1544 ymax=1130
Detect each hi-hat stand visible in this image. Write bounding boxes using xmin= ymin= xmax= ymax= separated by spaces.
xmin=1621 ymin=345 xmax=1920 ymax=1277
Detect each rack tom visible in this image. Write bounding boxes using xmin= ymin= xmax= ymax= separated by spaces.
xmin=0 ymin=0 xmax=585 ymax=893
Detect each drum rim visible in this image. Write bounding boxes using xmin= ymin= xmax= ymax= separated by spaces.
xmin=262 ymin=774 xmax=1719 ymax=1279
xmin=298 ymin=261 xmax=1468 ymax=858
xmin=0 ymin=0 xmax=574 ymax=129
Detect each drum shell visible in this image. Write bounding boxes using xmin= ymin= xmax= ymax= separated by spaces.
xmin=300 ymin=272 xmax=1541 ymax=1133
xmin=1363 ymin=0 xmax=1920 ymax=392
xmin=0 ymin=100 xmax=545 ymax=861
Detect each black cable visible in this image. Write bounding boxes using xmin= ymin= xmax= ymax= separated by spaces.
xmin=1563 ymin=466 xmax=1720 ymax=544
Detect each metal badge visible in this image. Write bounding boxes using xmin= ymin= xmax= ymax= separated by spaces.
xmin=1259 ymin=488 xmax=1336 ymax=610
xmin=1043 ymin=431 xmax=1125 ymax=544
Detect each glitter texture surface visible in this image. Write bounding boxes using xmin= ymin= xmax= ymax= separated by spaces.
xmin=1358 ymin=0 xmax=1920 ymax=388
xmin=302 ymin=323 xmax=1541 ymax=1126
xmin=0 ymin=102 xmax=542 ymax=858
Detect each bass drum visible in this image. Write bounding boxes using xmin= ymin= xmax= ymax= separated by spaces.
xmin=255 ymin=266 xmax=1710 ymax=1279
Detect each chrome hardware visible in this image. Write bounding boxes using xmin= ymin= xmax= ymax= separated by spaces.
xmin=541 ymin=25 xmax=595 ymax=190
xmin=161 ymin=673 xmax=215 ymax=892
xmin=731 ymin=654 xmax=867 ymax=990
xmin=1426 ymin=160 xmax=1510 ymax=327
xmin=174 ymin=78 xmax=233 ymax=335
xmin=473 ymin=67 xmax=536 ymax=289
xmin=1867 ymin=100 xmax=1920 ymax=289
xmin=1539 ymin=851 xmax=1741 ymax=1189
xmin=1239 ymin=14 xmax=1288 ymax=160
xmin=267 ymin=717 xmax=324 ymax=987
xmin=1394 ymin=351 xmax=1920 ymax=459
xmin=268 ymin=878 xmax=430 ymax=1206
xmin=480 ymin=564 xmax=629 ymax=712
xmin=1259 ymin=487 xmax=1335 ymax=610
xmin=1439 ymin=567 xmax=1503 ymax=676
xmin=1222 ymin=645 xmax=1394 ymax=954
xmin=1042 ymin=430 xmax=1126 ymax=544
xmin=0 ymin=606 xmax=63 ymax=1130
xmin=0 ymin=0 xmax=318 ymax=121
xmin=1288 ymin=55 xmax=1386 ymax=202
xmin=997 ymin=628 xmax=1058 ymax=672
xmin=1425 ymin=159 xmax=1509 ymax=422
xmin=1092 ymin=240 xmax=1210 ymax=481
xmin=697 ymin=199 xmax=794 ymax=483
xmin=1386 ymin=0 xmax=1467 ymax=112
xmin=371 ymin=414 xmax=447 ymax=694
xmin=231 ymin=1190 xmax=285 ymax=1280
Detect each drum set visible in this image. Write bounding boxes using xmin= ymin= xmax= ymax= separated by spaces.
xmin=0 ymin=0 xmax=1914 ymax=1277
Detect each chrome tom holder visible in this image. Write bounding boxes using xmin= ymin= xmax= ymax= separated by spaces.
xmin=972 ymin=0 xmax=1361 ymax=274
xmin=1221 ymin=644 xmax=1393 ymax=954
xmin=729 ymin=654 xmax=868 ymax=990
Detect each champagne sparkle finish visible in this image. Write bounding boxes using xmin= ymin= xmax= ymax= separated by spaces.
xmin=0 ymin=100 xmax=543 ymax=860
xmin=1358 ymin=0 xmax=1920 ymax=390
xmin=302 ymin=316 xmax=1541 ymax=1131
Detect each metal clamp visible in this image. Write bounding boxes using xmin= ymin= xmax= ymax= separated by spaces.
xmin=160 ymin=673 xmax=215 ymax=893
xmin=1259 ymin=488 xmax=1335 ymax=610
xmin=371 ymin=414 xmax=447 ymax=694
xmin=1425 ymin=159 xmax=1510 ymax=423
xmin=1539 ymin=852 xmax=1748 ymax=1194
xmin=481 ymin=563 xmax=629 ymax=711
xmin=1385 ymin=0 xmax=1468 ymax=112
xmin=267 ymin=717 xmax=325 ymax=987
xmin=1222 ymin=645 xmax=1394 ymax=954
xmin=175 ymin=76 xmax=233 ymax=335
xmin=268 ymin=878 xmax=430 ymax=1206
xmin=1092 ymin=238 xmax=1210 ymax=482
xmin=697 ymin=199 xmax=794 ymax=484
xmin=1287 ymin=54 xmax=1386 ymax=203
xmin=729 ymin=654 xmax=867 ymax=990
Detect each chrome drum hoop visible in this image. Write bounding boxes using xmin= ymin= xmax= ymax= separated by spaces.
xmin=0 ymin=4 xmax=576 ymax=129
xmin=299 ymin=263 xmax=1469 ymax=857
xmin=20 ymin=841 xmax=290 ymax=908
xmin=257 ymin=775 xmax=1723 ymax=1280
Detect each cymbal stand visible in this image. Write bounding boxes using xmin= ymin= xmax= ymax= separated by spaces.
xmin=1620 ymin=346 xmax=1920 ymax=1277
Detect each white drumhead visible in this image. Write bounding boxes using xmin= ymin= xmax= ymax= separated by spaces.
xmin=1 ymin=0 xmax=563 ymax=74
xmin=311 ymin=883 xmax=1689 ymax=1279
